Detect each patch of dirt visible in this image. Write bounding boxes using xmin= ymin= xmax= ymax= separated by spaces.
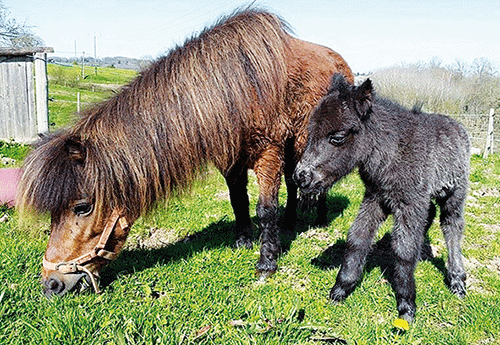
xmin=462 ymin=256 xmax=500 ymax=295
xmin=299 ymin=228 xmax=332 ymax=242
xmin=125 ymin=227 xmax=183 ymax=250
xmin=278 ymin=266 xmax=311 ymax=291
xmin=463 ymin=256 xmax=500 ymax=274
xmin=215 ymin=191 xmax=229 ymax=201
xmin=488 ymin=257 xmax=500 ymax=273
xmin=472 ymin=188 xmax=500 ymax=198
xmin=483 ymin=224 xmax=500 ymax=233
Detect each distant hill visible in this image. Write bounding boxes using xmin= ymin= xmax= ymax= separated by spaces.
xmin=49 ymin=56 xmax=152 ymax=71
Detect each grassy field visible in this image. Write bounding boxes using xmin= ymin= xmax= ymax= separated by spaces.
xmin=47 ymin=64 xmax=138 ymax=129
xmin=0 ymin=64 xmax=499 ymax=344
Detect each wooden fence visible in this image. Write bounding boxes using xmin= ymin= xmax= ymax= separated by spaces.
xmin=450 ymin=109 xmax=497 ymax=157
xmin=0 ymin=47 xmax=53 ymax=143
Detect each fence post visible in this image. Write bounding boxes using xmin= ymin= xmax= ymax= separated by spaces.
xmin=483 ymin=108 xmax=495 ymax=159
xmin=35 ymin=52 xmax=49 ymax=135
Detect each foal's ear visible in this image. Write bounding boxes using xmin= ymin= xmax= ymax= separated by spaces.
xmin=64 ymin=137 xmax=86 ymax=164
xmin=354 ymin=78 xmax=374 ymax=119
xmin=328 ymin=73 xmax=351 ymax=95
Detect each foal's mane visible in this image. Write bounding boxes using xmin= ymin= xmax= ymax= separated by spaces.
xmin=17 ymin=8 xmax=291 ymax=220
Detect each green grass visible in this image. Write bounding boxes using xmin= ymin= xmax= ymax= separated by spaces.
xmin=1 ymin=65 xmax=499 ymax=344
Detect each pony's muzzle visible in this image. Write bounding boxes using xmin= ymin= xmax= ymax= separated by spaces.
xmin=294 ymin=164 xmax=322 ymax=189
xmin=44 ymin=275 xmax=65 ymax=295
xmin=42 ymin=271 xmax=93 ymax=298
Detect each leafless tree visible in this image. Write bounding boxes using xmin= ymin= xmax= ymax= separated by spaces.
xmin=0 ymin=1 xmax=44 ymax=48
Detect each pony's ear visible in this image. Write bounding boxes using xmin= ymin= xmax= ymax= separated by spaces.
xmin=64 ymin=137 xmax=86 ymax=164
xmin=354 ymin=78 xmax=373 ymax=119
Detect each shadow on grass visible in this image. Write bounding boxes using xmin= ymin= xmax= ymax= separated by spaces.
xmin=101 ymin=217 xmax=237 ymax=287
xmin=101 ymin=194 xmax=350 ymax=288
xmin=279 ymin=195 xmax=350 ymax=254
xmin=311 ymin=233 xmax=448 ymax=293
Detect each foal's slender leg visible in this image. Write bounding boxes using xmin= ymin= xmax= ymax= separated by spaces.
xmin=419 ymin=202 xmax=436 ymax=261
xmin=330 ymin=193 xmax=387 ymax=301
xmin=225 ymin=163 xmax=253 ymax=249
xmin=254 ymin=146 xmax=284 ymax=276
xmin=391 ymin=203 xmax=428 ymax=323
xmin=438 ymin=190 xmax=467 ymax=297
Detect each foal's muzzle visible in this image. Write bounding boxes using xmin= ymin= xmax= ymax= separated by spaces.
xmin=294 ymin=168 xmax=313 ymax=189
xmin=293 ymin=165 xmax=324 ymax=194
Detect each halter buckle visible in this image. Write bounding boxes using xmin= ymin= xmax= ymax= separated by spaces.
xmin=55 ymin=262 xmax=78 ymax=274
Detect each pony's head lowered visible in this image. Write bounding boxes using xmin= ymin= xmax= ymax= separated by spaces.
xmin=17 ymin=131 xmax=134 ymax=296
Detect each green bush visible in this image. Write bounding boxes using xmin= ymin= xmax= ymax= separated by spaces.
xmin=0 ymin=141 xmax=31 ymax=167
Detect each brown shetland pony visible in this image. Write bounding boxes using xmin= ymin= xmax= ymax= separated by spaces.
xmin=17 ymin=8 xmax=353 ymax=296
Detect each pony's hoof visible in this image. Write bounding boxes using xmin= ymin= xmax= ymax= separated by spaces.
xmin=398 ymin=312 xmax=414 ymax=324
xmin=235 ymin=236 xmax=253 ymax=249
xmin=315 ymin=217 xmax=328 ymax=228
xmin=448 ymin=272 xmax=466 ymax=298
xmin=255 ymin=269 xmax=275 ymax=282
xmin=255 ymin=257 xmax=277 ymax=279
xmin=397 ymin=300 xmax=416 ymax=324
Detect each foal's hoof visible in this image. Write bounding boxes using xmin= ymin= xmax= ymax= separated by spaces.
xmin=329 ymin=286 xmax=349 ymax=302
xmin=315 ymin=217 xmax=328 ymax=228
xmin=450 ymin=280 xmax=466 ymax=298
xmin=255 ymin=269 xmax=275 ymax=282
xmin=398 ymin=312 xmax=415 ymax=324
xmin=397 ymin=300 xmax=416 ymax=324
xmin=235 ymin=235 xmax=253 ymax=250
xmin=255 ymin=260 xmax=277 ymax=275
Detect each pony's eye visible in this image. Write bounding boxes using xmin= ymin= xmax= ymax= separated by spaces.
xmin=73 ymin=203 xmax=93 ymax=217
xmin=329 ymin=132 xmax=348 ymax=146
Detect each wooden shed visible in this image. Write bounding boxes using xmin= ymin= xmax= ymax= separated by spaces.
xmin=0 ymin=47 xmax=53 ymax=143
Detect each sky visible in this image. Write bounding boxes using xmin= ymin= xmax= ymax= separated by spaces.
xmin=4 ymin=0 xmax=500 ymax=73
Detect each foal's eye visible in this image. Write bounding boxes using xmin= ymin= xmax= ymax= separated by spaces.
xmin=73 ymin=203 xmax=93 ymax=217
xmin=329 ymin=132 xmax=348 ymax=146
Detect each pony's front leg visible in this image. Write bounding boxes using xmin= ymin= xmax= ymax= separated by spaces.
xmin=254 ymin=147 xmax=284 ymax=277
xmin=224 ymin=163 xmax=253 ymax=249
xmin=330 ymin=193 xmax=387 ymax=301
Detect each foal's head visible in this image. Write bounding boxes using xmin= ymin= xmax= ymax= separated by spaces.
xmin=294 ymin=74 xmax=374 ymax=195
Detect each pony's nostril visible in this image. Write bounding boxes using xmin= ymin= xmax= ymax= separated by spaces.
xmin=45 ymin=277 xmax=65 ymax=295
xmin=48 ymin=279 xmax=59 ymax=290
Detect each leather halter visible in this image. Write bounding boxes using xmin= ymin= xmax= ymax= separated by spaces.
xmin=43 ymin=208 xmax=129 ymax=294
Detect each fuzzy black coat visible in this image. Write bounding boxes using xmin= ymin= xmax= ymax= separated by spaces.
xmin=294 ymin=74 xmax=470 ymax=322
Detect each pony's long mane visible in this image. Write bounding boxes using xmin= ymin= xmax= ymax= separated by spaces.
xmin=17 ymin=8 xmax=291 ymax=220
